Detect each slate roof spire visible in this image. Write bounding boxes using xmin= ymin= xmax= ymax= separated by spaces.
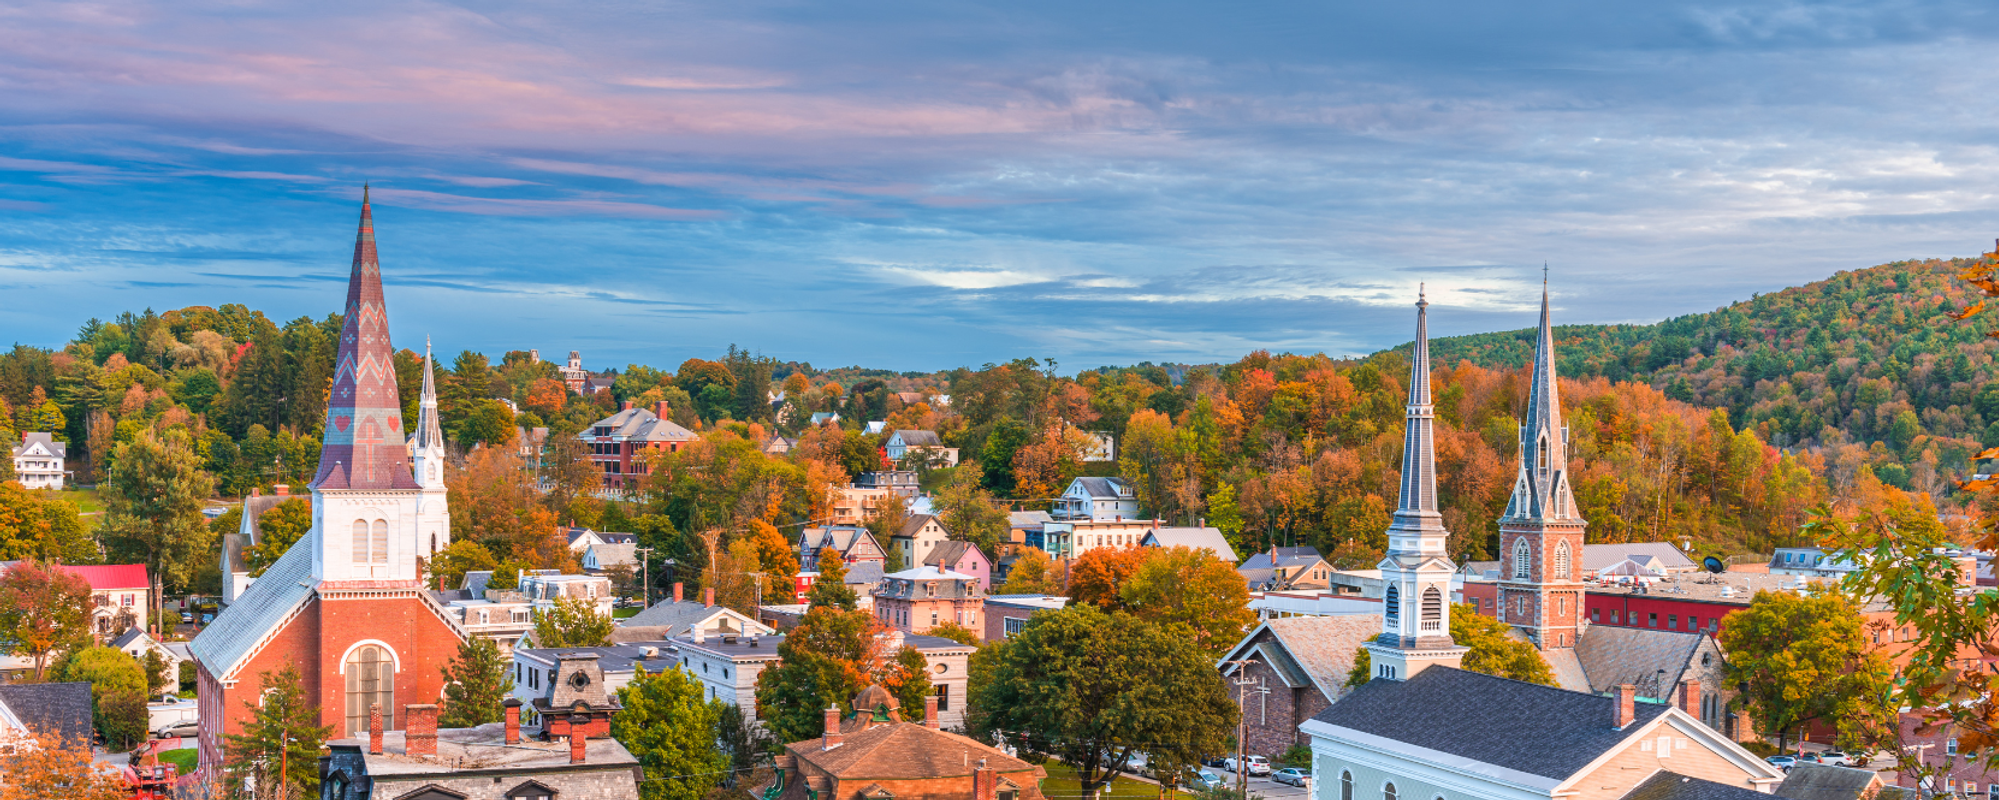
xmin=414 ymin=337 xmax=445 ymax=452
xmin=311 ymin=189 xmax=419 ymax=491
xmin=1397 ymin=284 xmax=1439 ymax=516
xmin=1504 ymin=276 xmax=1579 ymax=521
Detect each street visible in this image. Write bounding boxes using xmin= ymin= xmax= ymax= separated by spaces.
xmin=1110 ymin=766 xmax=1312 ymax=800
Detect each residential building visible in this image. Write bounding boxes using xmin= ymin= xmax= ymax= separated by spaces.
xmin=923 ymin=541 xmax=992 ymax=591
xmin=0 ymin=682 xmax=91 ymax=747
xmin=799 ymin=525 xmax=889 ymax=570
xmin=9 ymin=432 xmax=65 ymax=489
xmin=560 ymin=350 xmax=588 ymax=394
xmin=1887 ymin=712 xmax=1996 ymax=798
xmin=665 ymin=628 xmax=785 ymax=719
xmin=517 ymin=571 xmax=615 ymax=620
xmin=583 ymin=375 xmax=616 ymax=396
xmin=1139 ymin=525 xmax=1239 ymax=562
xmin=874 ymin=566 xmax=983 ymax=636
xmin=1765 ymin=546 xmax=1862 ymax=578
xmin=1052 ymin=477 xmax=1139 ymax=521
xmin=855 ymin=470 xmax=920 ymax=499
xmin=1496 ymin=283 xmax=1587 ymax=652
xmin=885 ymin=429 xmax=959 ymax=467
xmin=507 ymin=646 xmax=675 ymax=726
xmin=1559 ymin=626 xmax=1738 ymax=734
xmin=794 ymin=561 xmax=886 ymax=608
xmin=436 ymin=591 xmax=535 ymax=655
xmin=582 ymin=541 xmax=637 ymax=574
xmin=983 ymin=595 xmax=1067 ymax=642
xmin=190 ymin=195 xmax=464 ymax=774
xmin=1240 ymin=546 xmax=1335 ymax=591
xmin=891 ymin=514 xmax=950 ymax=570
xmin=563 ymin=526 xmax=637 ymax=552
xmin=1217 ymin=615 xmax=1383 ymax=756
xmin=580 ymin=401 xmax=699 ymax=492
xmin=764 ymin=435 xmax=797 ymax=455
xmin=47 ymin=563 xmax=152 ymax=641
xmin=761 ymin=685 xmax=1046 ymax=800
xmin=830 ymin=485 xmax=900 ymax=526
xmin=220 ymin=485 xmax=304 ymax=606
xmin=1078 ymin=430 xmax=1116 ymax=462
xmin=614 ymin=584 xmax=774 ymax=642
xmin=1776 ymin=764 xmax=1895 ymax=800
xmin=110 ymin=629 xmax=187 ymax=699
xmin=1043 ymin=518 xmax=1152 ymax=560
xmin=514 ymin=424 xmax=548 ymax=470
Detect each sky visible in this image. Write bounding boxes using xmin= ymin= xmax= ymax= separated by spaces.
xmin=3 ymin=1 xmax=1999 ymax=373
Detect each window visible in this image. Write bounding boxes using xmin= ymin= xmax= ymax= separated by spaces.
xmin=1648 ymin=613 xmax=1658 ymax=627
xmin=1950 ymin=739 xmax=1960 ymax=756
xmin=1004 ymin=618 xmax=1027 ymax=638
xmin=1384 ymin=782 xmax=1398 ymax=800
xmin=1668 ymin=614 xmax=1678 ymax=630
xmin=1421 ymin=587 xmax=1443 ymax=631
xmin=1513 ymin=538 xmax=1532 ymax=579
xmin=1538 ymin=438 xmax=1548 ymax=474
xmin=935 ymin=684 xmax=950 ymax=711
xmin=351 ymin=520 xmax=369 ymax=563
xmin=1341 ymin=772 xmax=1353 ymax=800
xmin=1591 ymin=608 xmax=1600 ymax=622
xmin=372 ymin=520 xmax=388 ymax=564
xmin=344 ymin=645 xmax=395 ymax=735
xmin=1383 ymin=586 xmax=1400 ymax=626
xmin=1554 ymin=541 xmax=1571 ymax=580
xmin=506 ymin=781 xmax=556 ymax=800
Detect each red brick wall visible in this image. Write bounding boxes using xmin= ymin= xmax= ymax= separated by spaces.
xmin=1231 ymin=634 xmax=1334 ymax=757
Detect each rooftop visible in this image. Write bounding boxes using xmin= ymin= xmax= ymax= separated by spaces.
xmin=985 ymin=594 xmax=1068 ymax=610
xmin=330 ymin=723 xmax=638 ymax=775
xmin=1586 ymin=572 xmax=1835 ymax=604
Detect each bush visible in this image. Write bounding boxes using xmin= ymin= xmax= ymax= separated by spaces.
xmin=1276 ymin=744 xmax=1312 ymax=768
xmin=1737 ymin=739 xmax=1780 ymax=758
xmin=97 ymin=690 xmax=148 ymax=749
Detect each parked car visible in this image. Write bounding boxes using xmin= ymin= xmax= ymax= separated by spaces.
xmin=1205 ymin=756 xmax=1229 ymax=768
xmin=1818 ymin=752 xmax=1854 ymax=767
xmin=154 ymin=719 xmax=199 ymax=739
xmin=1224 ymin=755 xmax=1271 ymax=776
xmin=200 ymin=613 xmax=215 ymax=625
xmin=1190 ymin=771 xmax=1225 ymax=791
xmin=1273 ymin=768 xmax=1312 ymax=787
xmin=1765 ymin=756 xmax=1797 ymax=772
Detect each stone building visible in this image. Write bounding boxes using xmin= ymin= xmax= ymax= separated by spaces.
xmin=1217 ymin=615 xmax=1381 ymax=756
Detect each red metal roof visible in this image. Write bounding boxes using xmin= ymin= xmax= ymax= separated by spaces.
xmin=59 ymin=563 xmax=150 ymax=591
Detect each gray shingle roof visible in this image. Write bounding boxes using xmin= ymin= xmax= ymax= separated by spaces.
xmin=1312 ymin=666 xmax=1668 ymax=780
xmin=189 ymin=538 xmax=316 ymax=681
xmin=922 ymin=541 xmax=986 ymax=569
xmin=1623 ymin=771 xmax=1774 ymax=800
xmin=622 ymin=600 xmax=722 ymax=633
xmin=1574 ymin=625 xmax=1702 ymax=696
xmin=1223 ymin=615 xmax=1381 ymax=702
xmin=892 ymin=430 xmax=942 ymax=447
xmin=1582 ymin=543 xmax=1697 ymax=572
xmin=1142 ymin=527 xmax=1239 ymax=562
xmin=0 ymin=682 xmax=92 ymax=744
xmin=1775 ymin=764 xmax=1883 ymax=800
xmin=1072 ymin=477 xmax=1131 ymax=499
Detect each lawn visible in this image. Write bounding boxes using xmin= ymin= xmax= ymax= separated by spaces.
xmin=1039 ymin=761 xmax=1189 ymax=800
xmin=157 ymin=748 xmax=197 ymax=772
xmin=48 ymin=487 xmax=103 ymax=513
xmin=613 ymin=607 xmax=641 ymax=619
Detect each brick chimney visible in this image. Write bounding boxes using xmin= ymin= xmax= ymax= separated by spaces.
xmin=622 ymin=400 xmax=634 ymax=411
xmin=273 ymin=484 xmax=289 ymax=496
xmin=1613 ymin=685 xmax=1636 ymax=729
xmin=504 ymin=697 xmax=522 ymax=745
xmin=1677 ymin=678 xmax=1701 ymax=717
xmin=974 ymin=758 xmax=997 ymax=800
xmin=674 ymin=582 xmax=684 ymax=603
xmin=249 ymin=487 xmax=260 ymax=498
xmin=704 ymin=587 xmax=715 ymax=607
xmin=656 ymin=401 xmax=672 ymax=420
xmin=924 ymin=694 xmax=939 ymax=729
xmin=405 ymin=704 xmax=439 ymax=757
xmin=570 ymin=715 xmax=588 ymax=764
xmin=368 ymin=703 xmax=383 ymax=755
xmin=822 ymin=706 xmax=843 ymax=751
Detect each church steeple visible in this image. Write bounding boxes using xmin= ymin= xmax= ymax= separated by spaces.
xmin=1504 ymin=280 xmax=1579 ymax=522
xmin=1365 ymin=287 xmax=1468 ymax=681
xmin=1497 ymin=276 xmax=1589 ymax=651
xmin=311 ymin=187 xmax=420 ymax=492
xmin=411 ymin=338 xmax=447 ymax=489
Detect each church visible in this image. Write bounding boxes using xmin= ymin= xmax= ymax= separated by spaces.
xmin=1308 ymin=289 xmax=1783 ymax=800
xmin=190 ymin=191 xmax=464 ymax=773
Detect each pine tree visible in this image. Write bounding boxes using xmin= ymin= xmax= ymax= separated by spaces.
xmin=439 ymin=637 xmax=510 ymax=728
xmin=613 ymin=665 xmax=730 ymax=800
xmin=806 ymin=547 xmax=856 ymax=610
xmin=224 ymin=665 xmax=331 ymax=797
xmin=100 ymin=429 xmax=215 ymax=634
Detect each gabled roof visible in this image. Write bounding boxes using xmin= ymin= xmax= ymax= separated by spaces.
xmin=586 ymin=542 xmax=638 ymax=568
xmin=788 ymin=721 xmax=1038 ymax=780
xmin=844 ymin=561 xmax=885 ymax=585
xmin=189 ymin=539 xmax=316 ymax=681
xmin=923 ymin=541 xmax=986 ymax=570
xmin=585 ymin=407 xmax=697 ymax=443
xmin=59 ymin=563 xmax=149 ymax=591
xmin=620 ymin=600 xmax=772 ymax=637
xmin=883 ymin=565 xmax=976 ymax=582
xmin=0 ymin=682 xmax=91 ymax=744
xmin=1240 ymin=546 xmax=1326 ymax=571
xmin=1068 ymin=477 xmax=1131 ymax=499
xmin=1008 ymin=510 xmax=1052 ymax=528
xmin=1582 ymin=543 xmax=1697 ymax=572
xmin=1574 ymin=625 xmax=1704 ymax=696
xmin=12 ymin=432 xmax=64 ymax=459
xmin=1141 ymin=527 xmax=1239 ymax=562
xmin=1774 ymin=763 xmax=1883 ymax=800
xmin=1622 ymin=771 xmax=1774 ymax=800
xmin=891 ymin=430 xmax=942 ymax=446
xmin=1310 ymin=666 xmax=1669 ymax=780
xmin=109 ymin=628 xmax=156 ymax=650
xmin=1220 ymin=615 xmax=1380 ymax=703
xmin=897 ymin=514 xmax=942 ymax=539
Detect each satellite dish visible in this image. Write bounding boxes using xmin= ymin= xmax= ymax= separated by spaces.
xmin=1703 ymin=556 xmax=1726 ymax=575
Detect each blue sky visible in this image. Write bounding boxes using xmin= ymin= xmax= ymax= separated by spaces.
xmin=2 ymin=1 xmax=1997 ymax=372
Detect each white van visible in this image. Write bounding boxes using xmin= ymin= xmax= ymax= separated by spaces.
xmin=148 ymin=701 xmax=198 ymax=738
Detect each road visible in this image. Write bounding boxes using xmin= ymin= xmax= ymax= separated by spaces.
xmin=1115 ymin=766 xmax=1312 ymax=800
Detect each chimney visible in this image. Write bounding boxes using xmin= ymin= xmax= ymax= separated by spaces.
xmin=924 ymin=694 xmax=939 ymax=729
xmin=405 ymin=704 xmax=439 ymax=757
xmin=368 ymin=703 xmax=384 ymax=755
xmin=656 ymin=401 xmax=671 ymax=420
xmin=249 ymin=487 xmax=260 ymax=498
xmin=504 ymin=697 xmax=522 ymax=745
xmin=273 ymin=484 xmax=289 ymax=496
xmin=1613 ymin=685 xmax=1636 ymax=729
xmin=674 ymin=582 xmax=684 ymax=603
xmin=1677 ymin=678 xmax=1701 ymax=718
xmin=622 ymin=400 xmax=634 ymax=411
xmin=704 ymin=587 xmax=715 ymax=607
xmin=975 ymin=758 xmax=997 ymax=800
xmin=694 ymin=624 xmax=705 ymax=644
xmin=822 ymin=706 xmax=843 ymax=751
xmin=569 ymin=715 xmax=589 ymax=764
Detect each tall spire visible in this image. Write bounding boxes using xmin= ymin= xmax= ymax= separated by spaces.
xmin=415 ymin=338 xmax=444 ymax=451
xmin=1503 ymin=280 xmax=1578 ymax=521
xmin=1397 ymin=285 xmax=1438 ymax=516
xmin=312 ymin=190 xmax=419 ymax=491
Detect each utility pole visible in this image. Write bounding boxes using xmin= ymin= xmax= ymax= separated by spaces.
xmin=636 ymin=546 xmax=655 ymax=606
xmin=1223 ymin=659 xmax=1256 ymax=800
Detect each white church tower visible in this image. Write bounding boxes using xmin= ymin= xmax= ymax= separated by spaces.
xmin=411 ymin=340 xmax=452 ymax=562
xmin=1364 ymin=288 xmax=1469 ymax=680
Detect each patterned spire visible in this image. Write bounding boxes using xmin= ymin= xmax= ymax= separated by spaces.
xmin=311 ymin=190 xmax=419 ymax=491
xmin=414 ymin=337 xmax=444 ymax=452
xmin=1504 ymin=280 xmax=1579 ymax=520
xmin=1396 ymin=285 xmax=1439 ymax=516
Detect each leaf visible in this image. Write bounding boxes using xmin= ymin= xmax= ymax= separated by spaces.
xmin=1962 ymin=478 xmax=1999 ymax=493
xmin=1952 ymin=300 xmax=1988 ymax=320
xmin=1975 ymin=447 xmax=1999 ymax=462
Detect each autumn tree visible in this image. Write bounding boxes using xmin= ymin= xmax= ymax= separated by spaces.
xmin=240 ymin=497 xmax=310 ymax=576
xmin=429 ymin=539 xmax=499 ymax=591
xmin=753 ymin=606 xmax=930 ymax=743
xmin=997 ymin=548 xmax=1061 ymax=595
xmin=532 ymin=595 xmax=615 ymax=648
xmin=0 ymin=484 xmax=93 ymax=563
xmin=0 ymin=560 xmax=91 ymax=680
xmin=447 ymin=446 xmax=571 ymax=570
xmin=439 ymin=636 xmax=511 ymax=728
xmin=1119 ymin=545 xmax=1254 ymax=656
xmin=1346 ymin=604 xmax=1556 ymax=688
xmin=744 ymin=520 xmax=799 ymax=600
xmin=1719 ymin=588 xmax=1893 ymax=751
xmin=224 ymin=665 xmax=332 ymax=797
xmin=614 ymin=665 xmax=730 ymax=800
xmin=1011 ymin=425 xmax=1091 ymax=507
xmin=1066 ymin=546 xmax=1150 ymax=610
xmin=934 ymin=465 xmax=1008 ymax=554
xmin=101 ymin=428 xmax=215 ymax=634
xmin=807 ymin=547 xmax=857 ymax=610
xmin=0 ymin=731 xmax=128 ymax=800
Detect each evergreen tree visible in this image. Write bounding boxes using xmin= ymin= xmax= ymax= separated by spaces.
xmin=613 ymin=665 xmax=730 ymax=800
xmin=439 ymin=637 xmax=510 ymax=728
xmin=100 ymin=429 xmax=215 ymax=634
xmin=224 ymin=665 xmax=332 ymax=797
xmin=806 ymin=547 xmax=856 ymax=610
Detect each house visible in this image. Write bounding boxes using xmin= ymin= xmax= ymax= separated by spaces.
xmin=514 ymin=425 xmax=549 ymax=470
xmin=1776 ymin=763 xmax=1893 ymax=800
xmin=560 ymin=350 xmax=588 ymax=394
xmin=1078 ymin=430 xmax=1115 ymax=462
xmin=507 ymin=646 xmax=676 ymax=726
xmin=761 ymin=685 xmax=1046 ymax=800
xmin=1765 ymin=547 xmax=1861 ymax=578
xmin=517 ymin=571 xmax=616 ymax=620
xmin=794 ymin=561 xmax=886 ymax=608
xmin=614 ymin=584 xmax=774 ymax=642
xmin=1217 ymin=615 xmax=1383 ymax=755
xmin=1556 ymin=626 xmax=1739 ymax=734
xmin=810 ymin=412 xmax=841 ymax=426
xmin=855 ymin=470 xmax=920 ymax=499
xmin=799 ymin=525 xmax=889 ymax=570
xmin=579 ymin=401 xmax=699 ymax=492
xmin=830 ymin=485 xmax=901 ymax=526
xmin=110 ymin=628 xmax=186 ymax=699
xmin=564 ymin=527 xmax=638 ymax=552
xmin=327 ymin=657 xmax=640 ymax=800
xmin=9 ymin=432 xmax=65 ymax=489
xmin=1139 ymin=525 xmax=1239 ymax=563
xmin=583 ymin=375 xmax=616 ymax=396
xmin=885 ymin=430 xmax=959 ymax=467
xmin=1043 ymin=518 xmax=1154 ymax=560
xmin=190 ymin=197 xmax=463 ymax=774
xmin=982 ymin=595 xmax=1067 ymax=642
xmin=874 ymin=566 xmax=983 ymax=636
xmin=1240 ymin=546 xmax=1334 ymax=591
xmin=0 ymin=682 xmax=92 ymax=747
xmin=923 ymin=541 xmax=992 ymax=591
xmin=764 ymin=435 xmax=797 ymax=455
xmin=47 ymin=563 xmax=152 ymax=641
xmin=582 ymin=541 xmax=637 ymax=574
xmin=219 ymin=485 xmax=305 ymax=606
xmin=891 ymin=514 xmax=951 ymax=570
xmin=436 ymin=592 xmax=535 ymax=655
xmin=1052 ymin=477 xmax=1139 ymax=521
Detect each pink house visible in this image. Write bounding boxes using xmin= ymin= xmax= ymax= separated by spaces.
xmin=922 ymin=541 xmax=991 ymax=591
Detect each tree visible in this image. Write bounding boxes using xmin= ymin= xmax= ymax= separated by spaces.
xmin=934 ymin=465 xmax=1008 ymax=554
xmin=100 ymin=428 xmax=215 ymax=634
xmin=240 ymin=497 xmax=310 ymax=577
xmin=59 ymin=646 xmax=148 ymax=749
xmin=429 ymin=538 xmax=499 ymax=592
xmin=926 ymin=621 xmax=981 ymax=647
xmin=142 ymin=648 xmax=171 ymax=698
xmin=224 ymin=665 xmax=332 ymax=797
xmin=447 ymin=446 xmax=570 ymax=570
xmin=1119 ymin=546 xmax=1254 ymax=656
xmin=0 ymin=561 xmax=91 ymax=680
xmin=532 ymin=595 xmax=615 ymax=648
xmin=614 ymin=665 xmax=731 ymax=800
xmin=971 ymin=605 xmax=1235 ymax=799
xmin=1716 ymin=588 xmax=1891 ymax=751
xmin=440 ymin=636 xmax=511 ymax=728
xmin=1344 ymin=605 xmax=1559 ymax=689
xmin=744 ymin=520 xmax=799 ymax=600
xmin=806 ymin=547 xmax=857 ymax=610
xmin=0 ymin=484 xmax=93 ymax=563
xmin=715 ymin=703 xmax=776 ymax=785
xmin=0 ymin=731 xmax=128 ymax=800
xmin=1066 ymin=546 xmax=1150 ymax=610
xmin=997 ymin=548 xmax=1061 ymax=595
xmin=753 ymin=606 xmax=928 ymax=744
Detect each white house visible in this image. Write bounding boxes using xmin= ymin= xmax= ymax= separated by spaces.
xmin=1052 ymin=477 xmax=1139 ymax=522
xmin=885 ymin=430 xmax=959 ymax=467
xmin=10 ymin=432 xmax=65 ymax=489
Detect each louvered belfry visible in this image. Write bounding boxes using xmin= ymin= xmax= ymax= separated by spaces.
xmin=311 ymin=187 xmax=420 ymax=492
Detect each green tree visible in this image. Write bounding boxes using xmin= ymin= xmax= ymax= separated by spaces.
xmin=532 ymin=595 xmax=614 ymax=647
xmin=100 ymin=428 xmax=216 ymax=633
xmin=58 ymin=647 xmax=148 ymax=748
xmin=1119 ymin=545 xmax=1254 ymax=656
xmin=715 ymin=703 xmax=775 ymax=785
xmin=429 ymin=539 xmax=499 ymax=591
xmin=1716 ymin=588 xmax=1892 ymax=751
xmin=996 ymin=548 xmax=1060 ymax=595
xmin=978 ymin=419 xmax=1032 ymax=498
xmin=0 ymin=561 xmax=91 ymax=680
xmin=439 ymin=637 xmax=511 ymax=728
xmin=614 ymin=665 xmax=731 ymax=800
xmin=457 ymin=398 xmax=518 ymax=449
xmin=754 ymin=606 xmax=928 ymax=744
xmin=1344 ymin=605 xmax=1558 ymax=688
xmin=926 ymin=621 xmax=981 ymax=647
xmin=970 ymin=605 xmax=1235 ymax=799
xmin=806 ymin=547 xmax=857 ymax=610
xmin=240 ymin=497 xmax=310 ymax=577
xmin=224 ymin=665 xmax=332 ymax=797
xmin=934 ymin=465 xmax=1008 ymax=555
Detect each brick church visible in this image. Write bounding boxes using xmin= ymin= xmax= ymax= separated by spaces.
xmin=190 ymin=190 xmax=462 ymax=773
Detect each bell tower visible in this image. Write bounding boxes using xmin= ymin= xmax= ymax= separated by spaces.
xmin=1496 ymin=279 xmax=1588 ymax=649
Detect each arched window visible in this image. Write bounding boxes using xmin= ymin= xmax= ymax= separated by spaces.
xmin=1513 ymin=538 xmax=1532 ymax=579
xmin=1421 ymin=587 xmax=1443 ymax=631
xmin=1383 ymin=585 xmax=1400 ymax=626
xmin=1537 ymin=438 xmax=1548 ymax=474
xmin=1385 ymin=782 xmax=1398 ymax=800
xmin=429 ymin=533 xmax=437 ymax=557
xmin=345 ymin=645 xmax=395 ymax=735
xmin=1341 ymin=772 xmax=1354 ymax=800
xmin=351 ymin=520 xmax=369 ymax=564
xmin=371 ymin=520 xmax=389 ymax=564
xmin=1554 ymin=541 xmax=1571 ymax=581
